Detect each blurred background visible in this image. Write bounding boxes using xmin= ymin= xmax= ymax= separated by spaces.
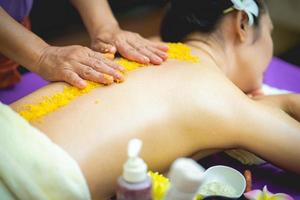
xmin=29 ymin=0 xmax=300 ymax=66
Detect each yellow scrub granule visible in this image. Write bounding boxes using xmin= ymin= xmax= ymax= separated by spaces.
xmin=167 ymin=43 xmax=199 ymax=63
xmin=116 ymin=43 xmax=199 ymax=71
xmin=19 ymin=81 xmax=100 ymax=121
xmin=116 ymin=58 xmax=146 ymax=71
xmin=18 ymin=43 xmax=199 ymax=121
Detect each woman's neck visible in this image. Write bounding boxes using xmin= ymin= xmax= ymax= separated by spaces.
xmin=183 ymin=34 xmax=235 ymax=78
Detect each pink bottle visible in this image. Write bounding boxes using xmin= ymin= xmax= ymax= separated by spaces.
xmin=116 ymin=139 xmax=152 ymax=200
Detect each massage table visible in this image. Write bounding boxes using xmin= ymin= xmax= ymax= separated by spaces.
xmin=0 ymin=57 xmax=300 ymax=199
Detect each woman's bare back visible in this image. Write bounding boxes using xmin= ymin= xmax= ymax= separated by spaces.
xmin=10 ymin=52 xmax=300 ymax=199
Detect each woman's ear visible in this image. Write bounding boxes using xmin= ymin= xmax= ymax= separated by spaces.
xmin=234 ymin=11 xmax=251 ymax=43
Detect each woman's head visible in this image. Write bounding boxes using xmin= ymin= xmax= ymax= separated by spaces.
xmin=161 ymin=0 xmax=273 ymax=93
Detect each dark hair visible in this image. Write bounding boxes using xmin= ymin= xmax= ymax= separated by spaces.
xmin=160 ymin=0 xmax=266 ymax=42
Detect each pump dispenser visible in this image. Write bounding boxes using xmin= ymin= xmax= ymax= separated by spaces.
xmin=116 ymin=138 xmax=152 ymax=200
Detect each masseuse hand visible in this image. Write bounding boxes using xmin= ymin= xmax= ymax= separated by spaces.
xmin=90 ymin=26 xmax=168 ymax=65
xmin=36 ymin=45 xmax=124 ymax=89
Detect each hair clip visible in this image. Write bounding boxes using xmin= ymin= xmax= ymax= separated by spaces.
xmin=223 ymin=0 xmax=259 ymax=26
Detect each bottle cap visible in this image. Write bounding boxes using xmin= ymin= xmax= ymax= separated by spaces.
xmin=123 ymin=138 xmax=148 ymax=183
xmin=168 ymin=158 xmax=205 ymax=193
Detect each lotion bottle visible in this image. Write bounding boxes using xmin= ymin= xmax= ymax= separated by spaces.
xmin=116 ymin=138 xmax=152 ymax=200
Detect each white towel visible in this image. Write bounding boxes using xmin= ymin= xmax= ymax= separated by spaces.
xmin=0 ymin=103 xmax=91 ymax=200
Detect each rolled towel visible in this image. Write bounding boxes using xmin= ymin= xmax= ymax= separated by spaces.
xmin=0 ymin=103 xmax=91 ymax=200
xmin=225 ymin=149 xmax=266 ymax=165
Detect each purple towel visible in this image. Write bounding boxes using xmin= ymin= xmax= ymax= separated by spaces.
xmin=0 ymin=72 xmax=48 ymax=104
xmin=264 ymin=57 xmax=300 ymax=93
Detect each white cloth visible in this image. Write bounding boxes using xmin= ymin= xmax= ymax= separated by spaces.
xmin=0 ymin=103 xmax=91 ymax=200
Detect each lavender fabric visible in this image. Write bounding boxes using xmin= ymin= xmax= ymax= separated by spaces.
xmin=0 ymin=73 xmax=48 ymax=104
xmin=0 ymin=0 xmax=33 ymax=22
xmin=264 ymin=57 xmax=300 ymax=93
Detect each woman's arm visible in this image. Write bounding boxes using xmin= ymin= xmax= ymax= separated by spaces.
xmin=69 ymin=0 xmax=118 ymax=41
xmin=0 ymin=6 xmax=124 ymax=88
xmin=252 ymin=94 xmax=300 ymax=122
xmin=70 ymin=0 xmax=168 ymax=65
xmin=239 ymin=99 xmax=300 ymax=173
xmin=0 ymin=6 xmax=48 ymax=72
xmin=203 ymin=90 xmax=300 ymax=174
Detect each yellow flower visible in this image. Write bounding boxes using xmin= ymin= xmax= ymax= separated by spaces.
xmin=194 ymin=194 xmax=204 ymax=200
xmin=148 ymin=171 xmax=170 ymax=200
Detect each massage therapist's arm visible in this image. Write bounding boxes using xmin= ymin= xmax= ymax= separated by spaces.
xmin=0 ymin=7 xmax=47 ymax=73
xmin=70 ymin=0 xmax=168 ymax=64
xmin=0 ymin=6 xmax=124 ymax=88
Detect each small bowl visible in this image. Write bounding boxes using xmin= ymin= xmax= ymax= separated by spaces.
xmin=197 ymin=165 xmax=246 ymax=199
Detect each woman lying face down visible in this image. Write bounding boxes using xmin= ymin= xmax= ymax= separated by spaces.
xmin=9 ymin=0 xmax=300 ymax=199
xmin=161 ymin=0 xmax=273 ymax=94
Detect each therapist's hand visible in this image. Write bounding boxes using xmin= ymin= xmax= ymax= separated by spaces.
xmin=36 ymin=45 xmax=124 ymax=89
xmin=91 ymin=26 xmax=168 ymax=65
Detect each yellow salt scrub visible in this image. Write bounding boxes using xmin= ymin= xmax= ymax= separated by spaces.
xmin=19 ymin=43 xmax=199 ymax=121
xmin=116 ymin=58 xmax=146 ymax=71
xmin=19 ymin=81 xmax=100 ymax=121
xmin=167 ymin=43 xmax=199 ymax=63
